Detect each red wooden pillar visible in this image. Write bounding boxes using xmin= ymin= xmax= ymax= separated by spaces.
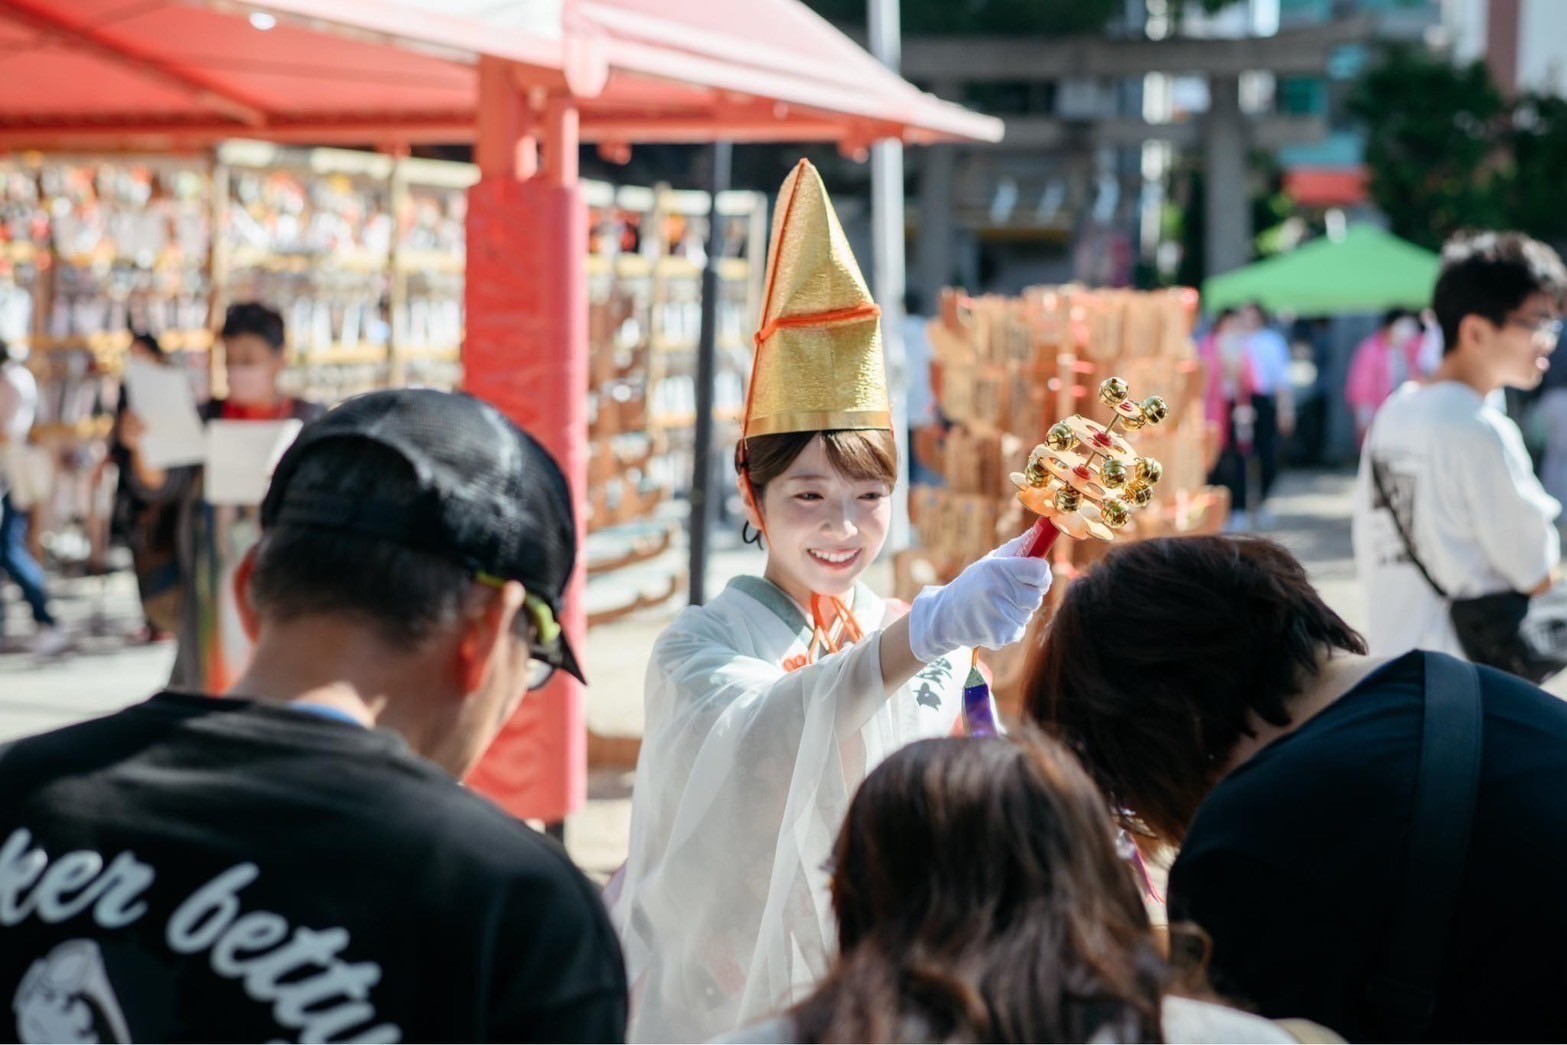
xmin=463 ymin=57 xmax=587 ymax=824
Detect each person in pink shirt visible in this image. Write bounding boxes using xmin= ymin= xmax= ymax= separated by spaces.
xmin=1199 ymin=309 xmax=1258 ymax=518
xmin=1346 ymin=309 xmax=1427 ymax=445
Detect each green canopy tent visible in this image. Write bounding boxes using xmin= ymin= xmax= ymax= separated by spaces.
xmin=1202 ymin=225 xmax=1440 ymax=315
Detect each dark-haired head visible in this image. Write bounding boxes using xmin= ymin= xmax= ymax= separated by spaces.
xmin=1433 ymin=230 xmax=1566 ymax=355
xmin=1380 ymin=307 xmax=1412 ymax=331
xmin=219 ymin=301 xmax=288 ymax=406
xmin=246 ymin=437 xmax=546 ymax=777
xmin=1210 ymin=307 xmax=1239 ymax=333
xmin=733 ymin=428 xmax=899 ymax=599
xmin=221 ymin=301 xmax=287 ymax=354
xmin=251 ymin=440 xmax=499 ymax=647
xmin=130 ymin=331 xmax=166 ymax=360
xmin=1025 ymin=536 xmax=1365 ymax=846
xmin=791 ymin=731 xmax=1169 ymax=1044
xmin=0 ymin=337 xmax=11 ymax=365
xmin=736 ymin=428 xmax=899 ymax=501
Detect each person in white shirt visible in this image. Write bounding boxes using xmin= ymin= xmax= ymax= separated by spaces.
xmin=0 ymin=338 xmax=66 ymax=656
xmin=1353 ymin=231 xmax=1566 ymax=658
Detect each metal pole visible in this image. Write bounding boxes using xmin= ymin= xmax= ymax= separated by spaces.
xmin=1202 ymin=73 xmax=1250 ymax=278
xmin=689 ymin=140 xmax=732 ymax=606
xmin=869 ymin=0 xmax=910 ymax=550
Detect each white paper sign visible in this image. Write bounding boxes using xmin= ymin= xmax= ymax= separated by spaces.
xmin=0 ymin=444 xmax=52 ymax=510
xmin=123 ymin=360 xmax=207 ymax=469
xmin=203 ymin=419 xmax=302 ymax=507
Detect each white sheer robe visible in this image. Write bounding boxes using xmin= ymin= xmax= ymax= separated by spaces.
xmin=611 ymin=575 xmax=966 ymax=1043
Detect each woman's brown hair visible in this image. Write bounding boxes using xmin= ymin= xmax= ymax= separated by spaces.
xmin=736 ymin=428 xmax=899 ymax=500
xmin=791 ymin=731 xmax=1170 ymax=1043
xmin=1025 ymin=535 xmax=1366 ymax=846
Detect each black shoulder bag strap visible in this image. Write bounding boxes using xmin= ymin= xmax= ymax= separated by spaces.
xmin=1368 ymin=652 xmax=1483 ymax=1038
xmin=1370 ymin=459 xmax=1450 ymax=600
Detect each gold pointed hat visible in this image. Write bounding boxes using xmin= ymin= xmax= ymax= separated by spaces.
xmin=742 ymin=159 xmax=891 ymax=440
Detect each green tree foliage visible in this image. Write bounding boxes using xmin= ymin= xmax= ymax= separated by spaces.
xmin=1351 ymin=46 xmax=1567 ymax=251
xmin=1350 ymin=47 xmax=1507 ymax=249
xmin=1509 ymin=95 xmax=1567 ymax=247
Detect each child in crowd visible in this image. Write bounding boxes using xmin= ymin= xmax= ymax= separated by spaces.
xmin=118 ymin=302 xmax=323 ymax=688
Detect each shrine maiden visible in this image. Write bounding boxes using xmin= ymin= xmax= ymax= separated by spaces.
xmin=610 ymin=161 xmax=1053 ymax=1043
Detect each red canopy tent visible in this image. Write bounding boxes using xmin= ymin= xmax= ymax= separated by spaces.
xmin=0 ymin=0 xmax=998 ymax=148
xmin=0 ymin=0 xmax=1002 ymax=823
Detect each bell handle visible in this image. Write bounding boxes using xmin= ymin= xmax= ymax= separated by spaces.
xmin=1022 ymin=518 xmax=1060 ymax=559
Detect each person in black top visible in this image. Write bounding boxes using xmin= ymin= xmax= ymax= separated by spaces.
xmin=1026 ymin=535 xmax=1567 ymax=1041
xmin=0 ymin=389 xmax=625 ymax=1044
xmin=106 ymin=331 xmax=181 ymax=640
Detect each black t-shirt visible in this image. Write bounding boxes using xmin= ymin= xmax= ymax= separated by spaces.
xmin=1169 ymin=651 xmax=1567 ymax=1041
xmin=0 ymin=692 xmax=626 ymax=1044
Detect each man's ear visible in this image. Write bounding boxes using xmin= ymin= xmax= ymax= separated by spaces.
xmin=233 ymin=545 xmax=262 ymax=642
xmin=1456 ymin=312 xmax=1494 ymax=355
xmin=456 ymin=581 xmax=526 ymax=696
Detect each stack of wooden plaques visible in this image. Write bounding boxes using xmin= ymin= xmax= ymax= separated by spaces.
xmin=900 ymin=284 xmax=1231 ymax=716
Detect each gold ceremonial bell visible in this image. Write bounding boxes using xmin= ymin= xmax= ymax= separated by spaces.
xmin=1009 ymin=377 xmax=1169 ymax=542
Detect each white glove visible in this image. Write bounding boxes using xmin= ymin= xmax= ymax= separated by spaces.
xmin=908 ymin=532 xmax=1054 ymax=662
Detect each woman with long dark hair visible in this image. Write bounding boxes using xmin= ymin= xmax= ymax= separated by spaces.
xmin=728 ymin=732 xmax=1312 ymax=1044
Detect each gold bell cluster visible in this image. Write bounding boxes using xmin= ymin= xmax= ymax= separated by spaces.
xmin=1010 ymin=377 xmax=1168 ymax=542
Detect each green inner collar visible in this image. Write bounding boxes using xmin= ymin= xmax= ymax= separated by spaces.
xmin=728 ymin=575 xmax=875 ymax=648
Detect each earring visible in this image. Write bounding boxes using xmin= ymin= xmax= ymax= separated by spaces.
xmin=742 ymin=521 xmax=764 ymax=547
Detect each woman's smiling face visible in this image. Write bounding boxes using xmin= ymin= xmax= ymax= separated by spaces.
xmin=747 ymin=435 xmax=892 ymax=607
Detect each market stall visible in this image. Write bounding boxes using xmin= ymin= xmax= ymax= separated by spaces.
xmin=1 ymin=145 xmax=767 ymax=627
xmin=0 ymin=0 xmax=1003 ymax=826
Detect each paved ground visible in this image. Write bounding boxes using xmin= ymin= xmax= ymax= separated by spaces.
xmin=0 ymin=468 xmax=1396 ymax=879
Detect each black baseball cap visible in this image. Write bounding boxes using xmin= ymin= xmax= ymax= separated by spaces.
xmin=260 ymin=388 xmax=584 ymax=683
